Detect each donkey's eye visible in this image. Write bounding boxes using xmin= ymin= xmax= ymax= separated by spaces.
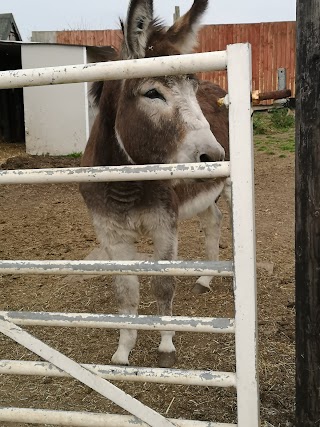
xmin=144 ymin=89 xmax=166 ymax=102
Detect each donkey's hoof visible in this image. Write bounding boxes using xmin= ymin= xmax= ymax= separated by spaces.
xmin=158 ymin=351 xmax=176 ymax=368
xmin=111 ymin=352 xmax=129 ymax=366
xmin=192 ymin=283 xmax=211 ymax=295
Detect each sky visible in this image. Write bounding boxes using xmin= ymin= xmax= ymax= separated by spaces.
xmin=6 ymin=0 xmax=296 ymax=42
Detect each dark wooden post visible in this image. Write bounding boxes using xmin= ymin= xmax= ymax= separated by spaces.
xmin=296 ymin=1 xmax=320 ymax=426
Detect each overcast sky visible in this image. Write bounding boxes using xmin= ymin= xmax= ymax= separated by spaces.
xmin=7 ymin=0 xmax=296 ymax=42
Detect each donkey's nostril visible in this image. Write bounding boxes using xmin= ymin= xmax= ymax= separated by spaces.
xmin=200 ymin=154 xmax=212 ymax=162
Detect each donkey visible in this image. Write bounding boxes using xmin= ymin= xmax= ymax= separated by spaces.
xmin=80 ymin=0 xmax=230 ymax=368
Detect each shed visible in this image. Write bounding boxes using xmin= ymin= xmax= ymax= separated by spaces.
xmin=0 ymin=39 xmax=115 ymax=154
xmin=0 ymin=14 xmax=24 ymax=143
xmin=0 ymin=13 xmax=21 ymax=41
xmin=21 ymin=43 xmax=115 ymax=155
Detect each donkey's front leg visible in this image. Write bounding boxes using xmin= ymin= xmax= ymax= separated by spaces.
xmin=193 ymin=202 xmax=222 ymax=294
xmin=107 ymin=238 xmax=139 ymax=366
xmin=151 ymin=226 xmax=178 ymax=368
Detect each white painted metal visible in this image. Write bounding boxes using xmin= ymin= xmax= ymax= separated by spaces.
xmin=0 ymin=260 xmax=233 ymax=276
xmin=0 ymin=360 xmax=236 ymax=387
xmin=0 ymin=408 xmax=236 ymax=427
xmin=0 ymin=315 xmax=175 ymax=427
xmin=0 ymin=51 xmax=227 ymax=89
xmin=0 ymin=162 xmax=230 ymax=184
xmin=1 ymin=311 xmax=235 ymax=333
xmin=227 ymin=43 xmax=260 ymax=426
xmin=0 ymin=43 xmax=260 ymax=427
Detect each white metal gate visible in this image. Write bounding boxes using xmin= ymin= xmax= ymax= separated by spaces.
xmin=0 ymin=43 xmax=260 ymax=426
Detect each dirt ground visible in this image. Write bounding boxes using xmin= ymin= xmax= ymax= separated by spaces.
xmin=0 ymin=141 xmax=294 ymax=427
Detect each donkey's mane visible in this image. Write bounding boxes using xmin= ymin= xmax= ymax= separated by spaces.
xmin=90 ymin=81 xmax=104 ymax=106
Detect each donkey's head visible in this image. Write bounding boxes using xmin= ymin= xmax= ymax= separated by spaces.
xmin=107 ymin=0 xmax=225 ymax=165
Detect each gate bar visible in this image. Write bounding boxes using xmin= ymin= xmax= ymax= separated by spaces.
xmin=0 ymin=408 xmax=236 ymax=427
xmin=0 ymin=260 xmax=233 ymax=277
xmin=0 ymin=51 xmax=227 ymax=89
xmin=0 ymin=162 xmax=230 ymax=185
xmin=1 ymin=311 xmax=235 ymax=334
xmin=0 ymin=360 xmax=236 ymax=387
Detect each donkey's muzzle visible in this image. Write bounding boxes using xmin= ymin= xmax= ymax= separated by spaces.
xmin=200 ymin=154 xmax=212 ymax=162
xmin=177 ymin=127 xmax=225 ymax=163
xmin=199 ymin=147 xmax=225 ymax=163
xmin=197 ymin=127 xmax=225 ymax=162
xmin=200 ymin=153 xmax=225 ymax=162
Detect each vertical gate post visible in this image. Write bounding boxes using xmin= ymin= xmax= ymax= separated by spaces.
xmin=296 ymin=1 xmax=320 ymax=426
xmin=227 ymin=43 xmax=260 ymax=427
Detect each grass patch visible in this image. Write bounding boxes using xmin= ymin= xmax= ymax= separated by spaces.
xmin=253 ymin=108 xmax=295 ymax=135
xmin=280 ymin=143 xmax=295 ymax=152
xmin=255 ymin=132 xmax=295 ymax=154
xmin=253 ymin=109 xmax=295 ymax=155
xmin=66 ymin=152 xmax=82 ymax=158
xmin=269 ymin=109 xmax=295 ymax=130
xmin=253 ymin=115 xmax=269 ymax=135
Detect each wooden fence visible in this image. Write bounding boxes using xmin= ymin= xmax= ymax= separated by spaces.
xmin=57 ymin=21 xmax=296 ymax=96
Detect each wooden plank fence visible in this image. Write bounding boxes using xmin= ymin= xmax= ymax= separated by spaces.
xmin=56 ymin=21 xmax=296 ymax=96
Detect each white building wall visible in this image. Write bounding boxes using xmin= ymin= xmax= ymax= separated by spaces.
xmin=21 ymin=44 xmax=89 ymax=155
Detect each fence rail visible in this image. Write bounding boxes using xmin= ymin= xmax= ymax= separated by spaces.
xmin=0 ymin=360 xmax=236 ymax=387
xmin=0 ymin=408 xmax=236 ymax=427
xmin=0 ymin=51 xmax=227 ymax=89
xmin=0 ymin=259 xmax=233 ymax=276
xmin=1 ymin=311 xmax=235 ymax=333
xmin=0 ymin=162 xmax=230 ymax=184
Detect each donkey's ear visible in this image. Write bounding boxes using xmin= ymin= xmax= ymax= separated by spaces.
xmin=166 ymin=0 xmax=208 ymax=54
xmin=124 ymin=0 xmax=154 ymax=58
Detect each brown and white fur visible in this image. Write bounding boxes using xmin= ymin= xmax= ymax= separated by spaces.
xmin=80 ymin=0 xmax=230 ymax=368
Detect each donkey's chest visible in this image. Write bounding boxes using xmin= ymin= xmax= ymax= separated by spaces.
xmin=176 ymin=180 xmax=225 ymax=220
xmin=92 ymin=206 xmax=171 ymax=244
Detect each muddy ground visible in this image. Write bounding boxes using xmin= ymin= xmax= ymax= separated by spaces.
xmin=0 ymin=141 xmax=294 ymax=426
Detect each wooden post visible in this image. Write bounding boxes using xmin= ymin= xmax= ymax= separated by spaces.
xmin=296 ymin=1 xmax=320 ymax=426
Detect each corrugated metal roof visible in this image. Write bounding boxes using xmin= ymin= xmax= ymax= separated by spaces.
xmin=0 ymin=13 xmax=22 ymax=41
